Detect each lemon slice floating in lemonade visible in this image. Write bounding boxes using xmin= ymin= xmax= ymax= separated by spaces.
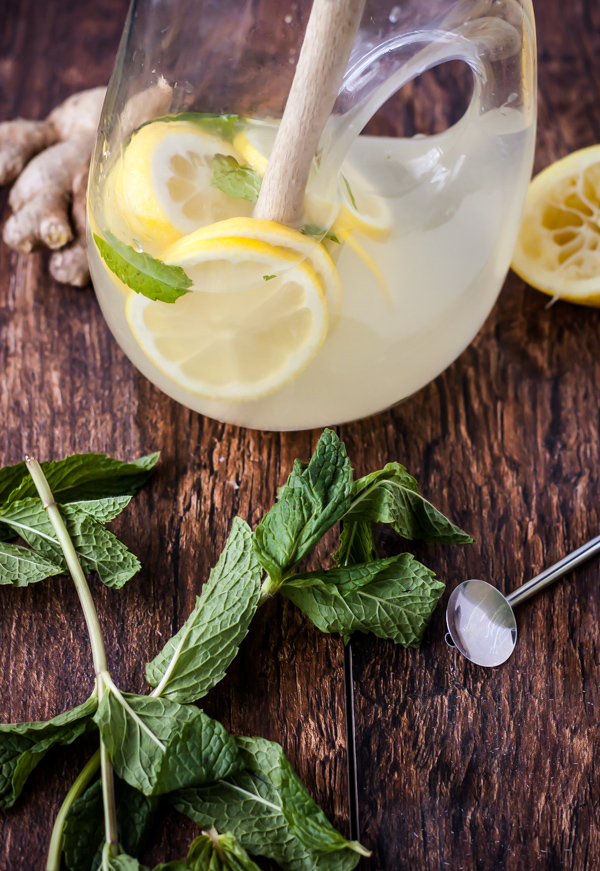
xmin=234 ymin=120 xmax=392 ymax=239
xmin=233 ymin=121 xmax=274 ymax=176
xmin=113 ymin=120 xmax=252 ymax=246
xmin=126 ymin=239 xmax=328 ymax=400
xmin=179 ymin=217 xmax=342 ymax=320
xmin=335 ymin=166 xmax=392 ymax=241
xmin=512 ymin=146 xmax=600 ymax=305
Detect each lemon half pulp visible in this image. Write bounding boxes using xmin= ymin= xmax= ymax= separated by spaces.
xmin=126 ymin=239 xmax=328 ymax=401
xmin=512 ymin=146 xmax=600 ymax=305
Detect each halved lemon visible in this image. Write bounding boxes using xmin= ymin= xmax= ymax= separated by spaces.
xmin=112 ymin=120 xmax=252 ymax=247
xmin=512 ymin=146 xmax=600 ymax=305
xmin=174 ymin=217 xmax=342 ymax=319
xmin=126 ymin=238 xmax=328 ymax=400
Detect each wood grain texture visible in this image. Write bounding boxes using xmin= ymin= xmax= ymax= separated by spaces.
xmin=1 ymin=0 xmax=600 ymax=870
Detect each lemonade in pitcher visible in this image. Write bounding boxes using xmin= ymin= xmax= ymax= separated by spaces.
xmin=88 ymin=0 xmax=536 ymax=431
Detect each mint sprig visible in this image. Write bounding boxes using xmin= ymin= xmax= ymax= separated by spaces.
xmin=1 ymin=433 xmax=470 ymax=869
xmin=94 ymin=233 xmax=192 ymax=304
xmin=210 ymin=154 xmax=262 ymax=203
xmin=253 ymin=429 xmax=354 ymax=586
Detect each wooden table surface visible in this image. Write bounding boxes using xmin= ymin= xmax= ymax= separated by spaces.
xmin=2 ymin=0 xmax=600 ymax=869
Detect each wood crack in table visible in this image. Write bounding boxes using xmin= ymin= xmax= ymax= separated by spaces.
xmin=1 ymin=0 xmax=600 ymax=869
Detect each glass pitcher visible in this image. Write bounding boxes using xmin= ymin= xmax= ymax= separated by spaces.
xmin=88 ymin=0 xmax=536 ymax=431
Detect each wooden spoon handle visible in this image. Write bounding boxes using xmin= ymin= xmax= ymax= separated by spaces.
xmin=253 ymin=0 xmax=366 ymax=226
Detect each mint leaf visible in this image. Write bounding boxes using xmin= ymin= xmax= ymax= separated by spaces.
xmin=158 ymin=112 xmax=239 ymax=141
xmin=211 ymin=155 xmax=262 ymax=203
xmin=3 ymin=451 xmax=159 ymax=507
xmin=280 ymin=554 xmax=445 ymax=647
xmin=173 ymin=736 xmax=366 ymax=871
xmin=94 ymin=233 xmax=192 ymax=304
xmin=0 ymin=695 xmax=97 ymax=809
xmin=343 ymin=462 xmax=472 ymax=544
xmin=333 ymin=521 xmax=377 ymax=567
xmin=146 ymin=518 xmax=262 ymax=704
xmin=253 ymin=430 xmax=353 ymax=584
xmin=0 ymin=499 xmax=141 ymax=588
xmin=341 ymin=175 xmax=357 ymax=211
xmin=0 ymin=541 xmax=63 ymax=586
xmin=301 ymin=225 xmax=340 ymax=245
xmin=68 ymin=496 xmax=133 ymax=523
xmin=63 ymin=777 xmax=159 ymax=871
xmin=95 ymin=687 xmax=242 ymax=796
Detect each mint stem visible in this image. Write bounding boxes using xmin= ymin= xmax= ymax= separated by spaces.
xmin=25 ymin=457 xmax=120 ymax=865
xmin=259 ymin=576 xmax=280 ymax=603
xmin=46 ymin=750 xmax=101 ymax=871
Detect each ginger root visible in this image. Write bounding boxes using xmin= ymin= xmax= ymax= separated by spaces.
xmin=1 ymin=80 xmax=172 ymax=287
xmin=0 ymin=87 xmax=105 ymax=283
xmin=48 ymin=166 xmax=90 ymax=287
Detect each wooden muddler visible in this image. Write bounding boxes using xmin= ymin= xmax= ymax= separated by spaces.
xmin=253 ymin=0 xmax=366 ymax=226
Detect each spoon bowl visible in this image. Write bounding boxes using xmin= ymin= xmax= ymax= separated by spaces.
xmin=446 ymin=579 xmax=517 ymax=667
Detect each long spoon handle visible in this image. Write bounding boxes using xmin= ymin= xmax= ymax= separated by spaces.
xmin=254 ymin=0 xmax=366 ymax=226
xmin=507 ymin=534 xmax=600 ymax=608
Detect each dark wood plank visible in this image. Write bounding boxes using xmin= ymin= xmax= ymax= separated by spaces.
xmin=345 ymin=1 xmax=600 ymax=869
xmin=0 ymin=1 xmax=350 ymax=867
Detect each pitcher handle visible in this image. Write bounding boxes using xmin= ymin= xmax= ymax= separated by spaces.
xmin=320 ymin=0 xmax=536 ymax=176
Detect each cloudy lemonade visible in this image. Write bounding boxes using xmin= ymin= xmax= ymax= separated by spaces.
xmin=89 ymin=105 xmax=535 ymax=430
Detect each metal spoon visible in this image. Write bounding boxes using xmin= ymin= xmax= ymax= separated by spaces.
xmin=445 ymin=534 xmax=600 ymax=667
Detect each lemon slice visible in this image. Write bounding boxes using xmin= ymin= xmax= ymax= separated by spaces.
xmin=234 ymin=118 xmax=391 ymax=238
xmin=126 ymin=240 xmax=328 ymax=401
xmin=512 ymin=146 xmax=600 ymax=305
xmin=233 ymin=122 xmax=276 ymax=176
xmin=175 ymin=217 xmax=342 ymax=319
xmin=235 ymin=122 xmax=338 ymax=224
xmin=112 ymin=120 xmax=252 ymax=247
xmin=334 ymin=166 xmax=392 ymax=241
xmin=335 ymin=227 xmax=390 ymax=303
